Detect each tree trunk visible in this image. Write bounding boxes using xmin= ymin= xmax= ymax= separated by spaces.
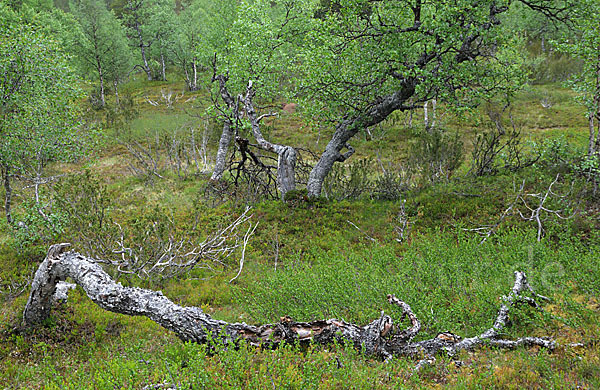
xmin=192 ymin=61 xmax=198 ymax=91
xmin=183 ymin=61 xmax=198 ymax=92
xmin=133 ymin=22 xmax=152 ymax=81
xmin=423 ymin=99 xmax=437 ymax=133
xmin=160 ymin=53 xmax=167 ymax=82
xmin=593 ymin=47 xmax=600 ymax=156
xmin=95 ymin=53 xmax=106 ymax=107
xmin=589 ymin=114 xmax=596 ymax=157
xmin=276 ymin=147 xmax=297 ymax=197
xmin=211 ymin=74 xmax=237 ymax=181
xmin=140 ymin=43 xmax=152 ymax=81
xmin=24 ymin=244 xmax=556 ymax=364
xmin=307 ymin=80 xmax=417 ymax=197
xmin=242 ymin=82 xmax=296 ymax=198
xmin=211 ymin=120 xmax=234 ymax=181
xmin=114 ymin=79 xmax=120 ymax=107
xmin=2 ymin=165 xmax=12 ymax=224
xmin=99 ymin=70 xmax=106 ymax=107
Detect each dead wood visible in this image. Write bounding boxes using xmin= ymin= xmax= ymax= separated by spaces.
xmin=24 ymin=244 xmax=555 ymax=365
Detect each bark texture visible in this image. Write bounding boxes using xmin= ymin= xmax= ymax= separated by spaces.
xmin=306 ymin=81 xmax=416 ymax=197
xmin=242 ymin=82 xmax=297 ymax=198
xmin=210 ymin=76 xmax=297 ymax=198
xmin=211 ymin=121 xmax=234 ymax=181
xmin=210 ymin=74 xmax=236 ymax=182
xmin=24 ymin=244 xmax=556 ymax=362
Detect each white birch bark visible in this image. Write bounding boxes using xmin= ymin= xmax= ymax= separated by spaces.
xmin=24 ymin=244 xmax=556 ymax=362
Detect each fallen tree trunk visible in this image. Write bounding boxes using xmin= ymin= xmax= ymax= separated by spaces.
xmin=24 ymin=244 xmax=555 ymax=362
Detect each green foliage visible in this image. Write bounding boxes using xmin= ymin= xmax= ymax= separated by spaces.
xmin=177 ymin=0 xmax=238 ymax=70
xmin=11 ymin=198 xmax=67 ymax=249
xmin=501 ymin=1 xmax=581 ymax=84
xmin=0 ymin=21 xmax=84 ymax=174
xmin=409 ymin=127 xmax=464 ymax=183
xmin=208 ymin=0 xmax=314 ymax=103
xmin=1 ymin=2 xmax=600 ymax=388
xmin=555 ymin=0 xmax=600 ymax=118
xmin=54 ymin=170 xmax=113 ymax=245
xmin=123 ymin=0 xmax=178 ymax=81
xmin=70 ymin=0 xmax=132 ymax=103
xmin=322 ymin=159 xmax=373 ymax=201
xmin=238 ymin=228 xmax=600 ymax=333
xmin=536 ymin=135 xmax=580 ymax=174
xmin=297 ymin=0 xmax=530 ymax=122
xmin=371 ymin=170 xmax=409 ymax=201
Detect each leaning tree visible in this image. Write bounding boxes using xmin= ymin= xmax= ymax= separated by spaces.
xmin=207 ymin=0 xmax=573 ymax=198
xmin=296 ymin=0 xmax=574 ymax=197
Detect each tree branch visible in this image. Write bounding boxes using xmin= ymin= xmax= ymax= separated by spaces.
xmin=24 ymin=245 xmax=557 ymax=366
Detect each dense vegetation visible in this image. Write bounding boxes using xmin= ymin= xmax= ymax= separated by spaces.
xmin=1 ymin=0 xmax=599 ymax=388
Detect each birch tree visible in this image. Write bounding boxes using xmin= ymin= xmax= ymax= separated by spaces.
xmin=0 ymin=20 xmax=83 ymax=223
xmin=209 ymin=0 xmax=310 ymax=199
xmin=208 ymin=0 xmax=571 ymax=198
xmin=124 ymin=0 xmax=177 ymax=82
xmin=556 ymin=0 xmax=600 ymax=157
xmin=297 ymin=0 xmax=572 ymax=197
xmin=172 ymin=0 xmax=238 ymax=91
xmin=147 ymin=0 xmax=177 ymax=81
xmin=71 ymin=0 xmax=132 ymax=107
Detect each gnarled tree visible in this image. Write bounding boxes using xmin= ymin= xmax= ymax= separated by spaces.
xmin=298 ymin=0 xmax=573 ymax=196
xmin=207 ymin=0 xmax=573 ymax=198
xmin=24 ymin=243 xmax=556 ymax=366
xmin=207 ymin=1 xmax=313 ymax=198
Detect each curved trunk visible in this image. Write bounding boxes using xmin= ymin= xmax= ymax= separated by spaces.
xmin=24 ymin=244 xmax=556 ymax=364
xmin=307 ymin=82 xmax=417 ymax=197
xmin=140 ymin=44 xmax=152 ymax=81
xmin=132 ymin=21 xmax=152 ymax=81
xmin=242 ymin=83 xmax=296 ymax=198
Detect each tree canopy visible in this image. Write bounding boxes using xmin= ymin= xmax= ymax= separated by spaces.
xmin=0 ymin=16 xmax=85 ymax=222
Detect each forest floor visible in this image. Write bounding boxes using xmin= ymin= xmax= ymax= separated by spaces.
xmin=0 ymin=76 xmax=599 ymax=389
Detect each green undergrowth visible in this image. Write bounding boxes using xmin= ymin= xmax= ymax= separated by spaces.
xmin=236 ymin=229 xmax=600 ymax=335
xmin=1 ymin=78 xmax=599 ymax=388
xmin=1 ymin=227 xmax=599 ymax=388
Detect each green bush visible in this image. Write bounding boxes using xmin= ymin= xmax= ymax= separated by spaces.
xmin=11 ymin=198 xmax=67 ymax=249
xmin=322 ymin=158 xmax=373 ymax=201
xmin=409 ymin=127 xmax=463 ymax=183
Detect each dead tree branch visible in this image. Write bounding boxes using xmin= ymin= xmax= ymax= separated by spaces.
xmin=105 ymin=207 xmax=254 ymax=280
xmin=145 ymin=89 xmax=185 ymax=109
xmin=466 ymin=175 xmax=578 ymax=243
xmin=394 ymin=199 xmax=412 ymax=243
xmin=228 ymin=221 xmax=258 ymax=283
xmin=24 ymin=245 xmax=556 ymax=367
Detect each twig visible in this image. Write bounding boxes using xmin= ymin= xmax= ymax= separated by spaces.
xmin=347 ymin=220 xmax=377 ymax=242
xmin=229 ymin=222 xmax=258 ymax=283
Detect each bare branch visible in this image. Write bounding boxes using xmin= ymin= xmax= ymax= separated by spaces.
xmin=229 ymin=221 xmax=258 ymax=284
